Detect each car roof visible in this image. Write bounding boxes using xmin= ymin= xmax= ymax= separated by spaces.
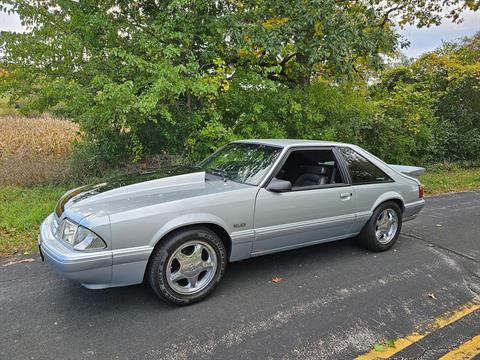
xmin=232 ymin=139 xmax=352 ymax=148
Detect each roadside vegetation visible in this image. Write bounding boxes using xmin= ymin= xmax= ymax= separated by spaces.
xmin=0 ymin=115 xmax=80 ymax=186
xmin=0 ymin=95 xmax=17 ymax=116
xmin=0 ymin=1 xmax=479 ymax=256
xmin=0 ymin=185 xmax=66 ymax=256
xmin=420 ymin=165 xmax=480 ymax=195
xmin=1 ymin=2 xmax=479 ymax=168
xmin=2 ymin=166 xmax=480 ymax=255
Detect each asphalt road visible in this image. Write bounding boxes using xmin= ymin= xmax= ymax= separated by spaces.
xmin=1 ymin=191 xmax=479 ymax=360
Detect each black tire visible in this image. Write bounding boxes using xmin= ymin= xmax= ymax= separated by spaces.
xmin=358 ymin=201 xmax=402 ymax=252
xmin=146 ymin=226 xmax=227 ymax=305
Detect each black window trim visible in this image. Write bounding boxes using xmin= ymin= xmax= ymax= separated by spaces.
xmin=263 ymin=146 xmax=353 ymax=192
xmin=338 ymin=146 xmax=395 ymax=186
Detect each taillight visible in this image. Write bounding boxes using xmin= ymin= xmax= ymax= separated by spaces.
xmin=418 ymin=184 xmax=424 ymax=199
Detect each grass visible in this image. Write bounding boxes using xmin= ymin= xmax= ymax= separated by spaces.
xmin=0 ymin=185 xmax=67 ymax=256
xmin=0 ymin=114 xmax=80 ymax=186
xmin=420 ymin=167 xmax=480 ymax=195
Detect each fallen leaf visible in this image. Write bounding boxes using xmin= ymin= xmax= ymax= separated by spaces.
xmin=427 ymin=293 xmax=438 ymax=300
xmin=271 ymin=277 xmax=283 ymax=283
xmin=374 ymin=344 xmax=385 ymax=352
xmin=385 ymin=339 xmax=396 ymax=348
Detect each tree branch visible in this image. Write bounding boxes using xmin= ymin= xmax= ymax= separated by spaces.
xmin=379 ymin=4 xmax=406 ymax=27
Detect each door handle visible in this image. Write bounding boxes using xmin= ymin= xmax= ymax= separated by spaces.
xmin=340 ymin=192 xmax=352 ymax=199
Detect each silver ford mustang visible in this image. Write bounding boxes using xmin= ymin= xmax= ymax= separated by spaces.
xmin=39 ymin=139 xmax=425 ymax=305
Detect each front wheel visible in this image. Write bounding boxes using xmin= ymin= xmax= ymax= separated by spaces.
xmin=358 ymin=201 xmax=402 ymax=251
xmin=146 ymin=227 xmax=227 ymax=305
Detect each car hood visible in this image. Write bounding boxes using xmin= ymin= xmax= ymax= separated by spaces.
xmin=56 ymin=166 xmax=250 ymax=220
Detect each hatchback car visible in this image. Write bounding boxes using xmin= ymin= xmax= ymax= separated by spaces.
xmin=39 ymin=140 xmax=425 ymax=305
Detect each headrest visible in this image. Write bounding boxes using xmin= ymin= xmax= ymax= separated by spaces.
xmin=303 ymin=166 xmax=329 ymax=175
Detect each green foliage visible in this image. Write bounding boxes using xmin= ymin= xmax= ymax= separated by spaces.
xmin=0 ymin=95 xmax=18 ymax=116
xmin=68 ymin=139 xmax=112 ymax=179
xmin=0 ymin=2 xmax=478 ymax=167
xmin=184 ymin=79 xmax=375 ymax=161
xmin=366 ymin=82 xmax=437 ymax=164
xmin=373 ymin=34 xmax=480 ymax=163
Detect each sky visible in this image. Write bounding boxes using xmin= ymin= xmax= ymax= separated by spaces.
xmin=0 ymin=8 xmax=479 ymax=58
xmin=398 ymin=10 xmax=479 ymax=57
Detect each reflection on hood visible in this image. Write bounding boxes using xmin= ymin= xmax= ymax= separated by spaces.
xmin=55 ymin=165 xmax=200 ymax=217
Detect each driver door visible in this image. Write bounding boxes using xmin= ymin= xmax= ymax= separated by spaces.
xmin=252 ymin=147 xmax=356 ymax=255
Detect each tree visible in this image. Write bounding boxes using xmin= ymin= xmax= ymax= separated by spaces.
xmin=0 ymin=1 xmax=477 ymax=164
xmin=371 ymin=33 xmax=480 ymax=163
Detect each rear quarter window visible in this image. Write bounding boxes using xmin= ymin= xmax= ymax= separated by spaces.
xmin=339 ymin=147 xmax=392 ymax=185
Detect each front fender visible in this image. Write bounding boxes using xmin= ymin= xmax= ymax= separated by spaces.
xmin=149 ymin=213 xmax=231 ymax=247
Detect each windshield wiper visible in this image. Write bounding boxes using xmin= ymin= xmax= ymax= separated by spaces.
xmin=208 ymin=167 xmax=229 ymax=182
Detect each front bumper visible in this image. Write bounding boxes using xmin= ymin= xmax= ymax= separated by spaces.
xmin=39 ymin=214 xmax=113 ymax=287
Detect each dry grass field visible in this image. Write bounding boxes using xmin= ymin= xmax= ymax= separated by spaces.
xmin=0 ymin=114 xmax=81 ymax=186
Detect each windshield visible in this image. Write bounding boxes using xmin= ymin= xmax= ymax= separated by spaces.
xmin=199 ymin=143 xmax=282 ymax=185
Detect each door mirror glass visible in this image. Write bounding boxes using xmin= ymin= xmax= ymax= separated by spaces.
xmin=267 ymin=178 xmax=292 ymax=193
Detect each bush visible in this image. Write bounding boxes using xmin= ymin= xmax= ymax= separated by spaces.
xmin=372 ymin=34 xmax=480 ymax=164
xmin=184 ymin=80 xmax=374 ymax=162
xmin=0 ymin=96 xmax=19 ymax=117
xmin=365 ymin=83 xmax=437 ymax=165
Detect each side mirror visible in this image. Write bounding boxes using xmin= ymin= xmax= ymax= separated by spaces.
xmin=267 ymin=178 xmax=292 ymax=193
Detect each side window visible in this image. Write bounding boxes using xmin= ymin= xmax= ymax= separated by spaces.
xmin=275 ymin=149 xmax=345 ymax=189
xmin=339 ymin=147 xmax=392 ymax=185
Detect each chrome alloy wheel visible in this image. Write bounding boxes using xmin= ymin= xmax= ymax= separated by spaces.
xmin=166 ymin=240 xmax=218 ymax=295
xmin=375 ymin=209 xmax=399 ymax=244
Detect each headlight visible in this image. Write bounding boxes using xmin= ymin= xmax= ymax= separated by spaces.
xmin=57 ymin=219 xmax=107 ymax=251
xmin=73 ymin=226 xmax=106 ymax=251
xmin=57 ymin=219 xmax=77 ymax=245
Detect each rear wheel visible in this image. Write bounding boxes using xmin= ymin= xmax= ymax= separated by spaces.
xmin=358 ymin=201 xmax=402 ymax=251
xmin=147 ymin=227 xmax=227 ymax=305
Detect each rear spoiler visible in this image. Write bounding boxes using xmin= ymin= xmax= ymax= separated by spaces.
xmin=389 ymin=165 xmax=426 ymax=179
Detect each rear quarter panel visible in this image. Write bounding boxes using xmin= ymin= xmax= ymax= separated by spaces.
xmin=351 ymin=181 xmax=415 ymax=233
xmin=349 ymin=146 xmax=421 ymax=233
